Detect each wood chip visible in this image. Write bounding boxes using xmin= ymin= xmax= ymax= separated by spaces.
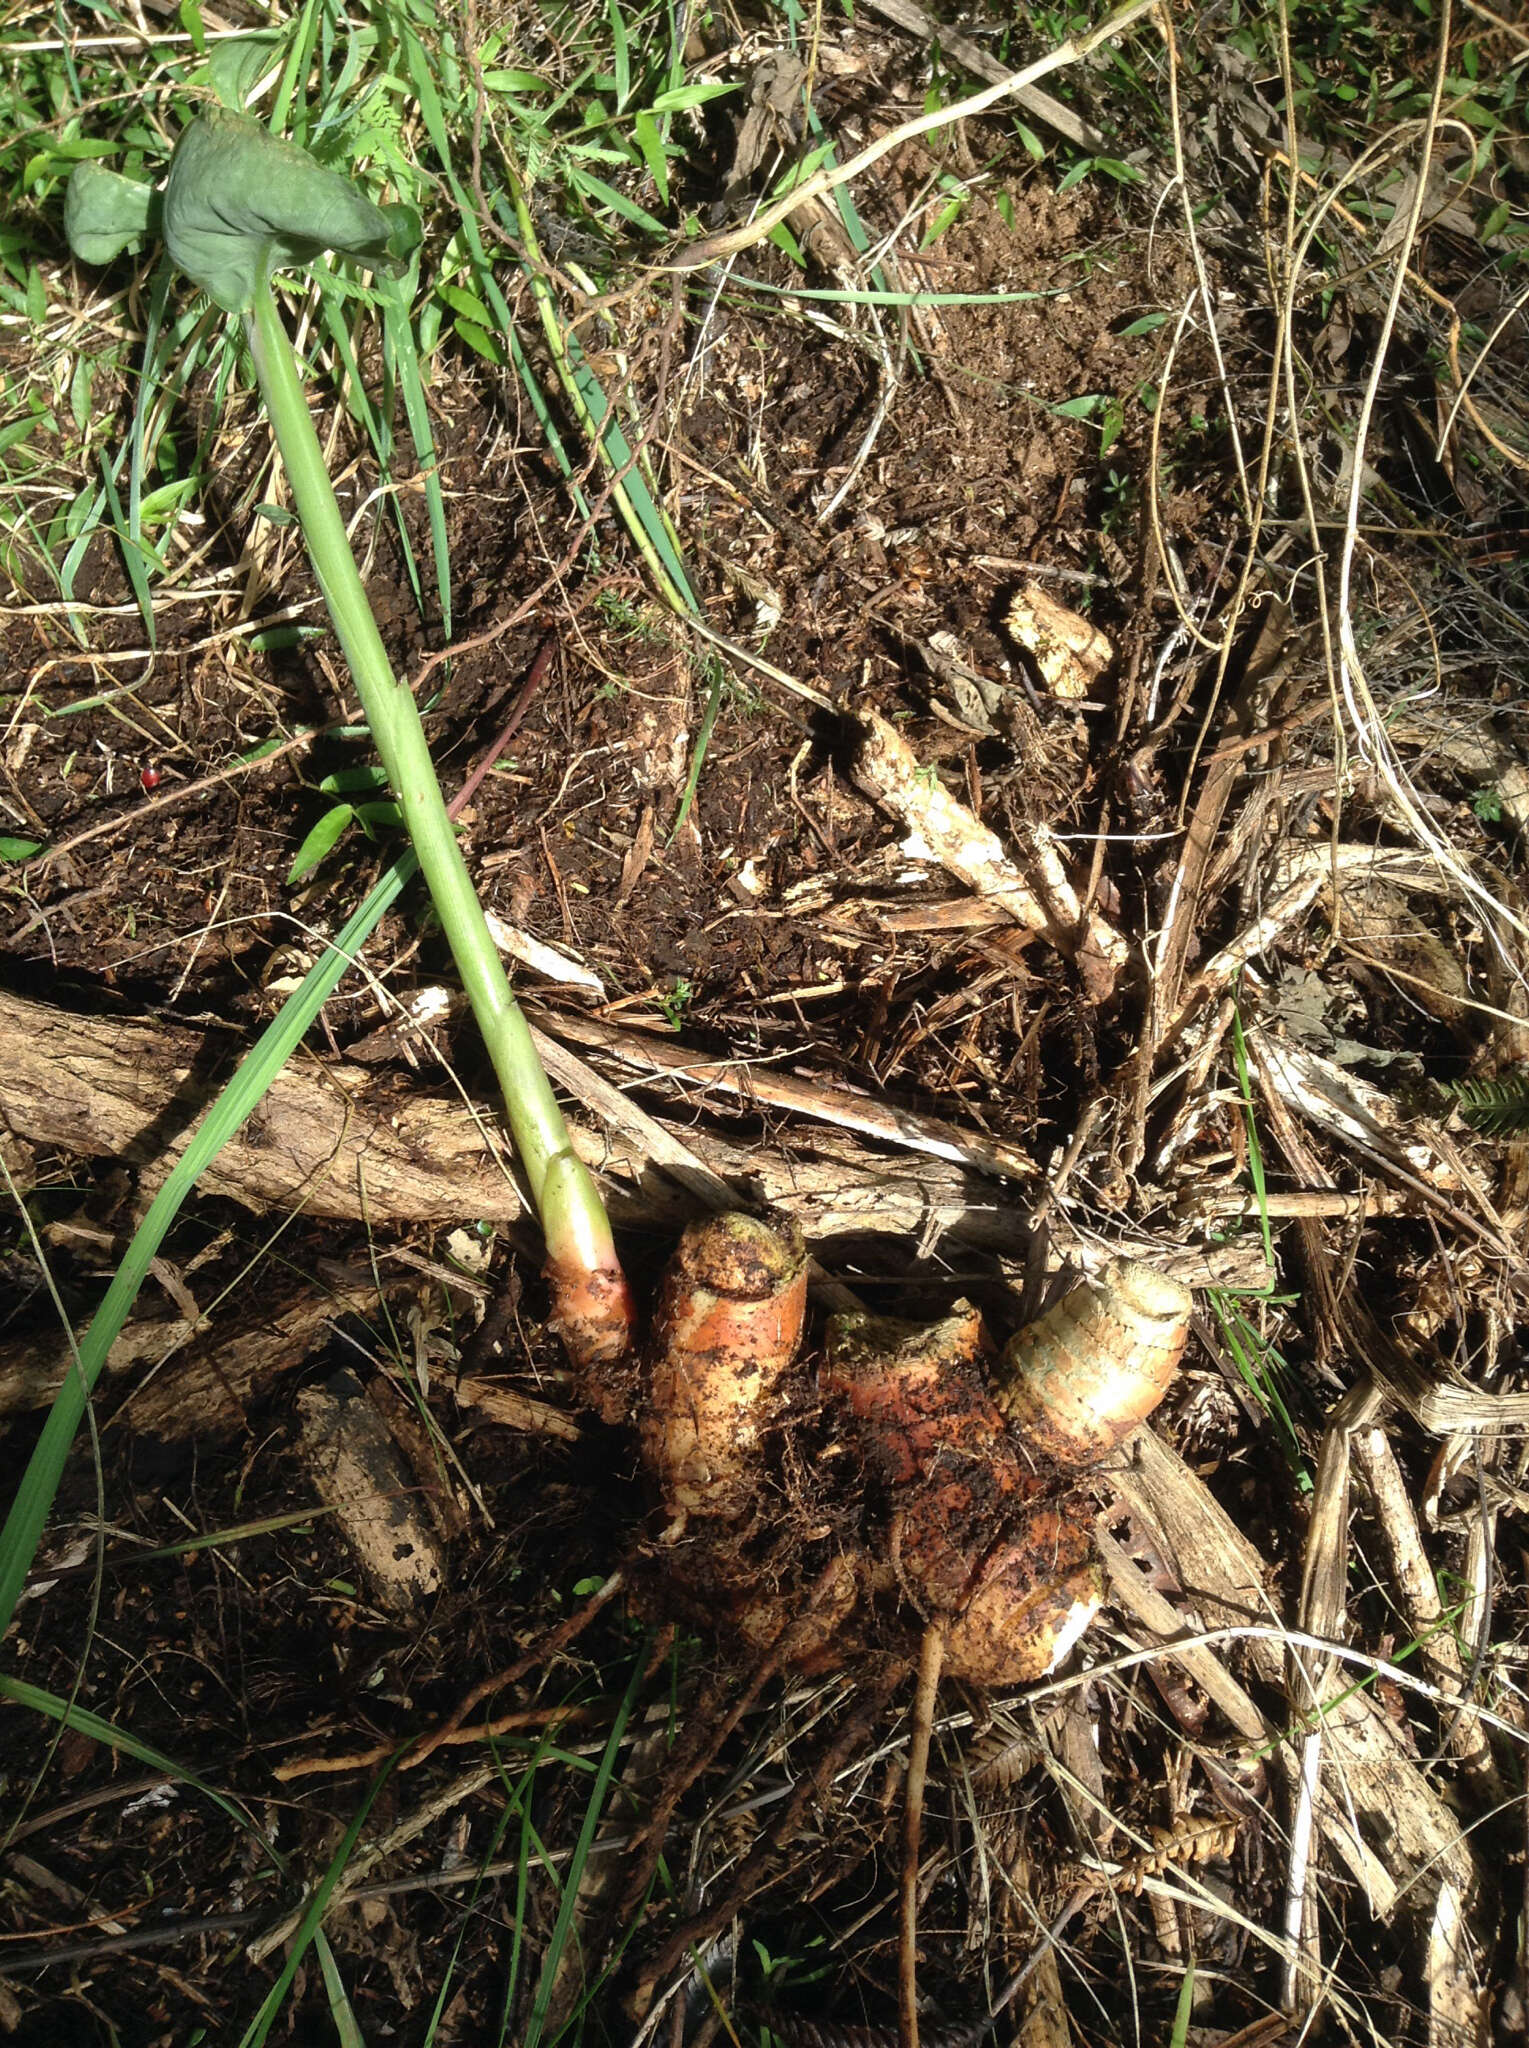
xmin=297 ymin=1367 xmax=445 ymax=1616
xmin=1005 ymin=581 xmax=1113 ymax=699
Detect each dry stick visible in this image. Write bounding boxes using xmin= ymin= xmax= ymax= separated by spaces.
xmin=271 ymin=1702 xmax=597 ymax=1782
xmin=855 ymin=0 xmax=1106 ymax=152
xmin=249 ymin=1762 xmax=502 ymax=1964
xmin=32 ymin=584 xmax=581 ymax=880
xmin=34 ymin=722 xmax=320 ymax=872
xmin=1317 ymin=0 xmax=1528 ymax=959
xmin=657 ymin=0 xmax=1159 ymax=272
xmin=543 ymin=1012 xmax=1039 ymax=1185
xmin=443 ymin=627 xmax=556 ymax=822
xmin=899 ymin=1622 xmax=945 ymax=2048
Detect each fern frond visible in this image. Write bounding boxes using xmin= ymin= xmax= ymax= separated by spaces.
xmin=1443 ymin=1068 xmax=1529 ymax=1136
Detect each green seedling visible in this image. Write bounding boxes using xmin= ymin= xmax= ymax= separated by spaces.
xmin=64 ymin=111 xmax=632 ymax=1370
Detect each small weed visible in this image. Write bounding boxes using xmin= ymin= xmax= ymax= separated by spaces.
xmin=660 ymin=976 xmax=693 ymax=1028
xmin=594 ymin=586 xmax=667 ymax=641
xmin=1206 ymin=1287 xmax=1310 ymax=1486
xmin=1100 ymin=464 xmax=1138 ymax=531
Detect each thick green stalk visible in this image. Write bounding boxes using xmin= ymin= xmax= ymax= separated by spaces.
xmin=245 ymin=283 xmax=625 ymax=1337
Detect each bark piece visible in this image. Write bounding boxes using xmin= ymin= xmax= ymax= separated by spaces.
xmin=296 ymin=1367 xmax=445 ymax=1616
xmin=0 ymin=988 xmax=527 ymax=1224
xmin=1109 ymin=1424 xmax=1482 ymax=1927
xmin=0 ymin=1275 xmax=388 ymax=1435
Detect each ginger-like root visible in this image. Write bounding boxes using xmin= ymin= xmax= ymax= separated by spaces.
xmin=642 ymin=1212 xmax=808 ymax=1523
xmin=823 ymin=1307 xmax=1103 ymax=1685
xmin=632 ymin=1224 xmax=1192 ymax=1690
xmin=992 ymin=1259 xmax=1191 ymax=1467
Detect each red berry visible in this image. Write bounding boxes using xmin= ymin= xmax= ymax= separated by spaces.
xmin=140 ymin=767 xmax=161 ymax=792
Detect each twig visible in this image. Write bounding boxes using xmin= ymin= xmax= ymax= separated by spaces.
xmin=542 ymin=1012 xmax=1039 ymax=1185
xmin=442 ymin=629 xmax=557 ymax=822
xmin=656 ymin=0 xmax=1161 ymax=272
xmin=270 ymin=1701 xmax=596 ymax=1782
xmin=617 ymin=1558 xmax=860 ymax=1924
xmin=634 ymin=1661 xmax=908 ymax=2019
xmin=900 ymin=1622 xmax=944 ymax=2048
xmin=34 ymin=723 xmax=320 ymax=872
xmin=855 ymin=0 xmax=1106 ymax=152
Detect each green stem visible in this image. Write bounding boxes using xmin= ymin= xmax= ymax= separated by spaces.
xmin=245 ymin=282 xmax=617 ymax=1286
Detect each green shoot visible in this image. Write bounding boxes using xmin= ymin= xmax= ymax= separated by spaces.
xmin=1229 ymin=1003 xmax=1276 ymax=1278
xmin=64 ymin=110 xmax=632 ymax=1372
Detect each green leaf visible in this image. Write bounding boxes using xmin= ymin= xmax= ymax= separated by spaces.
xmin=207 ymin=30 xmax=287 ymax=110
xmin=0 ymin=1676 xmax=281 ymax=1870
xmin=1118 ymin=310 xmax=1168 ymax=336
xmin=1168 ymin=1965 xmax=1195 ymax=2048
xmin=160 ymin=111 xmax=420 ymax=313
xmin=249 ymin=624 xmax=322 ymax=651
xmin=313 ymin=1931 xmax=366 ymax=2048
xmin=633 ymin=111 xmax=669 ymax=207
xmin=920 ymin=195 xmax=966 ymax=247
xmin=287 ymin=801 xmax=355 ymax=883
xmin=453 ymin=316 xmax=505 ymax=364
xmin=63 ymin=162 xmax=156 ymax=266
xmin=567 ymin=164 xmax=666 ymax=236
xmin=437 ymin=282 xmax=495 ymax=327
xmin=0 ymin=837 xmax=43 ymax=862
xmin=768 ymin=218 xmax=807 ymax=267
xmin=136 ymin=476 xmax=199 ymax=527
xmin=1444 ymin=1067 xmax=1529 ymax=1135
xmin=1053 ymin=392 xmax=1103 ymax=419
xmin=352 ymin=799 xmax=404 ymax=837
xmin=1480 ymin=199 xmax=1512 ymax=242
xmin=319 ymin=764 xmax=390 ymax=796
xmin=608 ymin=0 xmax=631 ymax=110
xmin=648 ymin=80 xmax=737 ymax=114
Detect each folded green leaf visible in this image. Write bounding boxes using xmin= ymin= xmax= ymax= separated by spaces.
xmin=161 ymin=110 xmax=419 ymax=312
xmin=64 ymin=161 xmax=156 ymax=266
xmin=206 ymin=29 xmax=287 ymax=110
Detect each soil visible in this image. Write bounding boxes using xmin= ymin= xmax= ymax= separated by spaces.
xmin=4 ymin=21 xmax=1528 ymax=2048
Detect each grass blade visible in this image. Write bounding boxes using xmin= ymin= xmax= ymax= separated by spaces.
xmin=235 ymin=1755 xmax=399 ymax=2048
xmin=0 ymin=1673 xmax=284 ymax=1874
xmin=524 ymin=1650 xmax=644 ymax=2046
xmin=0 ymin=853 xmax=416 ymax=1639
